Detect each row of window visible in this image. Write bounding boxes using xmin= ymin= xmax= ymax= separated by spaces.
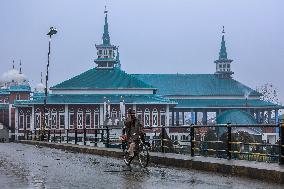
xmin=20 ymin=108 xmax=167 ymax=129
xmin=98 ymin=49 xmax=113 ymax=56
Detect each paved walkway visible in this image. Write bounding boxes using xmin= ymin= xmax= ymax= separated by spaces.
xmin=20 ymin=140 xmax=284 ymax=184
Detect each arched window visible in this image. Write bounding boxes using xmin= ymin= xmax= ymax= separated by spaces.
xmin=51 ymin=109 xmax=57 ymax=129
xmin=26 ymin=111 xmax=31 ymax=129
xmin=35 ymin=109 xmax=41 ymax=129
xmin=59 ymin=110 xmax=65 ymax=129
xmin=44 ymin=109 xmax=50 ymax=129
xmin=94 ymin=108 xmax=100 ymax=128
xmin=144 ymin=108 xmax=150 ymax=127
xmin=152 ymin=108 xmax=158 ymax=127
xmin=136 ymin=108 xmax=142 ymax=121
xmin=160 ymin=109 xmax=166 ymax=126
xmin=77 ymin=109 xmax=83 ymax=129
xmin=85 ymin=110 xmax=91 ymax=129
xmin=19 ymin=110 xmax=24 ymax=130
xmin=69 ymin=110 xmax=74 ymax=129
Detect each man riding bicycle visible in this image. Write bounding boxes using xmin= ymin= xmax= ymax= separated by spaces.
xmin=121 ymin=109 xmax=144 ymax=165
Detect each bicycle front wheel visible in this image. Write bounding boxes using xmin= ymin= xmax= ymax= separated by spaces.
xmin=138 ymin=144 xmax=149 ymax=168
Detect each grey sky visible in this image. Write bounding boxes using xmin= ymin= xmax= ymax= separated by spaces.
xmin=1 ymin=0 xmax=283 ymax=102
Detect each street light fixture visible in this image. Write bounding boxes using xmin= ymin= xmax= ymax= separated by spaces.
xmin=40 ymin=27 xmax=57 ymax=141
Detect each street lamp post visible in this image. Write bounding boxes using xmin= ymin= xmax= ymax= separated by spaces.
xmin=40 ymin=27 xmax=57 ymax=141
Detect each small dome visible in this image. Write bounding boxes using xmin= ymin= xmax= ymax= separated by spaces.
xmin=1 ymin=68 xmax=30 ymax=87
xmin=35 ymin=83 xmax=45 ymax=93
xmin=216 ymin=110 xmax=257 ymax=125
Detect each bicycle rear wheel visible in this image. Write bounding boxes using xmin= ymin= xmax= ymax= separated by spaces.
xmin=138 ymin=143 xmax=149 ymax=168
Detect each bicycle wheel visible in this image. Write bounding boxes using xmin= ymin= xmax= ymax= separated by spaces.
xmin=138 ymin=143 xmax=149 ymax=168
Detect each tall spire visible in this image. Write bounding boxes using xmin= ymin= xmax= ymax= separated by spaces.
xmin=12 ymin=60 xmax=15 ymax=69
xmin=103 ymin=6 xmax=110 ymax=45
xmin=19 ymin=60 xmax=22 ymax=74
xmin=219 ymin=26 xmax=228 ymax=60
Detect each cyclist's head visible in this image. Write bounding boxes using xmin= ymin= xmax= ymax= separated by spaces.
xmin=128 ymin=109 xmax=136 ymax=118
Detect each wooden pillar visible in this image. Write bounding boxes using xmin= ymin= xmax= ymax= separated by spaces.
xmin=171 ymin=110 xmax=175 ymax=126
xmin=202 ymin=111 xmax=207 ymax=125
xmin=182 ymin=111 xmax=185 ymax=125
xmin=166 ymin=105 xmax=170 ymax=126
xmin=176 ymin=111 xmax=179 ymax=126
xmin=195 ymin=111 xmax=198 ymax=125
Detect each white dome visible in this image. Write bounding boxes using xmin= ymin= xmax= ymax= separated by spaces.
xmin=1 ymin=68 xmax=30 ymax=87
xmin=35 ymin=82 xmax=45 ymax=93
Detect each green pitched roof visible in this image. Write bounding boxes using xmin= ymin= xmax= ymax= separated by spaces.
xmin=216 ymin=110 xmax=257 ymax=125
xmin=14 ymin=94 xmax=175 ymax=106
xmin=51 ymin=68 xmax=154 ymax=90
xmin=174 ymin=99 xmax=280 ymax=108
xmin=0 ymin=103 xmax=9 ymax=109
xmin=132 ymin=74 xmax=261 ymax=96
xmin=0 ymin=89 xmax=10 ymax=95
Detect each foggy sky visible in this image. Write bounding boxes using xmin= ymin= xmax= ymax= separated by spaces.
xmin=1 ymin=0 xmax=283 ymax=103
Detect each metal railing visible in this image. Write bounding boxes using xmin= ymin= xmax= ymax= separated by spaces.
xmin=22 ymin=123 xmax=284 ymax=164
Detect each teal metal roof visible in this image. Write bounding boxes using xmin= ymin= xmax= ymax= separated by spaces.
xmin=14 ymin=94 xmax=175 ymax=106
xmin=0 ymin=103 xmax=9 ymax=109
xmin=133 ymin=74 xmax=261 ymax=97
xmin=174 ymin=99 xmax=279 ymax=108
xmin=9 ymin=85 xmax=31 ymax=92
xmin=0 ymin=89 xmax=10 ymax=95
xmin=51 ymin=68 xmax=154 ymax=90
xmin=216 ymin=110 xmax=257 ymax=125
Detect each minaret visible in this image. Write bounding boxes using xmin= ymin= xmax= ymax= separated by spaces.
xmin=12 ymin=60 xmax=15 ymax=69
xmin=94 ymin=7 xmax=118 ymax=69
xmin=214 ymin=26 xmax=234 ymax=79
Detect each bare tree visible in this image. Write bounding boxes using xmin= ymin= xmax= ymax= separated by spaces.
xmin=256 ymin=83 xmax=282 ymax=105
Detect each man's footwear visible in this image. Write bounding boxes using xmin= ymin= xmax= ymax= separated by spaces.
xmin=124 ymin=158 xmax=130 ymax=166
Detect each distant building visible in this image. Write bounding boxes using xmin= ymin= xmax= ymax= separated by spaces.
xmin=0 ymin=9 xmax=282 ymax=141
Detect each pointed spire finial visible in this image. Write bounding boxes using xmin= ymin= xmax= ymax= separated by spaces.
xmin=19 ymin=60 xmax=22 ymax=74
xmin=219 ymin=26 xmax=227 ymax=60
xmin=102 ymin=6 xmax=110 ymax=45
xmin=12 ymin=60 xmax=15 ymax=69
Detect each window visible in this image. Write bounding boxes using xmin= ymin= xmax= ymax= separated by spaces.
xmin=160 ymin=109 xmax=166 ymax=126
xmin=35 ymin=113 xmax=41 ymax=129
xmin=137 ymin=108 xmax=142 ymax=121
xmin=144 ymin=108 xmax=150 ymax=127
xmin=77 ymin=110 xmax=83 ymax=129
xmin=69 ymin=111 xmax=74 ymax=129
xmin=152 ymin=108 xmax=158 ymax=127
xmin=85 ymin=110 xmax=91 ymax=129
xmin=111 ymin=108 xmax=117 ymax=118
xmin=26 ymin=113 xmax=31 ymax=129
xmin=51 ymin=110 xmax=57 ymax=129
xmin=45 ymin=112 xmax=50 ymax=129
xmin=16 ymin=94 xmax=20 ymax=100
xmin=19 ymin=111 xmax=24 ymax=130
xmin=59 ymin=113 xmax=65 ymax=129
xmin=99 ymin=50 xmax=102 ymax=54
xmin=94 ymin=109 xmax=100 ymax=128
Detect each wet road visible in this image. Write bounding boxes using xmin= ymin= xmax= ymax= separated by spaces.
xmin=0 ymin=143 xmax=282 ymax=189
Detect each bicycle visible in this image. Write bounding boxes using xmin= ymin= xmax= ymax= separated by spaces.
xmin=121 ymin=135 xmax=150 ymax=168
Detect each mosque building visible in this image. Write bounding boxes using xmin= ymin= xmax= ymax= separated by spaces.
xmin=0 ymin=9 xmax=282 ymax=142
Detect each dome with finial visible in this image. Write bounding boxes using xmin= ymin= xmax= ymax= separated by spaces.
xmin=34 ymin=72 xmax=45 ymax=93
xmin=1 ymin=60 xmax=30 ymax=88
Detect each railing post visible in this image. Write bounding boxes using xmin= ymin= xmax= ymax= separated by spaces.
xmin=59 ymin=130 xmax=62 ymax=143
xmin=190 ymin=124 xmax=195 ymax=157
xmin=101 ymin=129 xmax=104 ymax=142
xmin=161 ymin=127 xmax=165 ymax=153
xmin=53 ymin=130 xmax=56 ymax=142
xmin=94 ymin=129 xmax=98 ymax=147
xmin=66 ymin=129 xmax=69 ymax=143
xmin=75 ymin=128 xmax=78 ymax=145
xmin=48 ymin=129 xmax=50 ymax=142
xmin=83 ymin=128 xmax=86 ymax=146
xmin=227 ymin=123 xmax=232 ymax=160
xmin=106 ymin=126 xmax=110 ymax=148
xmin=279 ymin=122 xmax=284 ymax=164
